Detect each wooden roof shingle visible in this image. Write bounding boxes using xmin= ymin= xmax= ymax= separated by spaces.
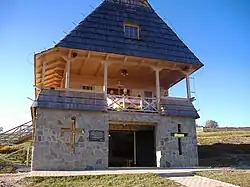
xmin=56 ymin=0 xmax=203 ymax=66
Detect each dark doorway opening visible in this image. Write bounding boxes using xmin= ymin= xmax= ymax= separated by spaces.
xmin=136 ymin=131 xmax=156 ymax=167
xmin=108 ymin=126 xmax=156 ymax=167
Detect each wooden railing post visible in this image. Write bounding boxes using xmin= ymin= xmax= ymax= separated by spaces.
xmin=122 ymin=96 xmax=125 ymax=109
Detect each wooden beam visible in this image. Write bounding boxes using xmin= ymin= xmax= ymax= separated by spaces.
xmin=94 ymin=63 xmax=102 ymax=76
xmin=105 ymin=54 xmax=110 ymax=61
xmin=70 ymin=74 xmax=155 ymax=90
xmin=71 ymin=56 xmax=83 ymax=62
xmin=44 ymin=83 xmax=60 ymax=88
xmin=78 ymin=51 xmax=91 ymax=75
xmin=36 ymin=67 xmax=64 ymax=77
xmin=36 ymin=59 xmax=62 ymax=69
xmin=172 ymin=63 xmax=177 ymax=69
xmin=44 ymin=81 xmax=60 ymax=87
xmin=37 ymin=73 xmax=62 ymax=81
xmin=36 ymin=66 xmax=64 ymax=76
xmin=61 ymin=68 xmax=66 ymax=88
xmin=41 ymin=57 xmax=46 ymax=88
xmin=44 ymin=78 xmax=59 ymax=86
xmin=124 ymin=56 xmax=128 ymax=63
xmin=36 ymin=61 xmax=64 ymax=72
xmin=61 ymin=55 xmax=68 ymax=62
xmin=135 ymin=59 xmax=145 ymax=70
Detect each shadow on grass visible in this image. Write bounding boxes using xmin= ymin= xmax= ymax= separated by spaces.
xmin=198 ymin=143 xmax=250 ymax=167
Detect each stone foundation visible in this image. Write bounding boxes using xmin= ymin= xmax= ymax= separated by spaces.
xmin=32 ymin=109 xmax=198 ymax=170
xmin=156 ymin=116 xmax=199 ymax=167
xmin=32 ymin=109 xmax=108 ymax=171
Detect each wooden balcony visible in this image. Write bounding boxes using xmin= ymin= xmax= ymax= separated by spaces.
xmin=33 ymin=89 xmax=199 ymax=118
xmin=107 ymin=95 xmax=158 ymax=113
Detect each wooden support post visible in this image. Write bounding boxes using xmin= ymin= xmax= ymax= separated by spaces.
xmin=186 ymin=73 xmax=191 ymax=99
xmin=65 ymin=59 xmax=71 ymax=89
xmin=103 ymin=61 xmax=108 ymax=98
xmin=155 ymin=68 xmax=162 ymax=110
xmin=64 ymin=51 xmax=72 ymax=90
xmin=41 ymin=57 xmax=46 ymax=88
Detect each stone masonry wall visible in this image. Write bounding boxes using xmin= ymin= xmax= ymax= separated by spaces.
xmin=155 ymin=116 xmax=199 ymax=167
xmin=32 ymin=109 xmax=198 ymax=170
xmin=109 ymin=112 xmax=198 ymax=167
xmin=32 ymin=108 xmax=108 ymax=171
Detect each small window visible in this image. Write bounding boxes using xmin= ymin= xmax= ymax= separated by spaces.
xmin=124 ymin=24 xmax=139 ymax=39
xmin=144 ymin=91 xmax=153 ymax=98
xmin=82 ymin=85 xmax=93 ymax=91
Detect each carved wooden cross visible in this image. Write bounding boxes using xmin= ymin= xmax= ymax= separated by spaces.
xmin=171 ymin=124 xmax=188 ymax=155
xmin=61 ymin=117 xmax=82 ymax=153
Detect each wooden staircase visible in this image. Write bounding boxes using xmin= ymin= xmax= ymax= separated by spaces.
xmin=0 ymin=121 xmax=33 ymax=145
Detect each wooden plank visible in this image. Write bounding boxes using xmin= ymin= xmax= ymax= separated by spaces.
xmin=37 ymin=73 xmax=62 ymax=81
xmin=41 ymin=57 xmax=46 ymax=88
xmin=94 ymin=62 xmax=102 ymax=76
xmin=60 ymin=68 xmax=66 ymax=88
xmin=36 ymin=61 xmax=64 ymax=73
xmin=78 ymin=51 xmax=91 ymax=75
xmin=36 ymin=67 xmax=64 ymax=77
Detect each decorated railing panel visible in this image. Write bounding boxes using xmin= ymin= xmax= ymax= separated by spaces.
xmin=107 ymin=95 xmax=157 ymax=113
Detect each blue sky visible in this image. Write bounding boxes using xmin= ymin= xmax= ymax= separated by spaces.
xmin=0 ymin=0 xmax=249 ymax=130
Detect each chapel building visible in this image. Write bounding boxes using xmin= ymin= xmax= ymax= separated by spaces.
xmin=31 ymin=0 xmax=203 ymax=170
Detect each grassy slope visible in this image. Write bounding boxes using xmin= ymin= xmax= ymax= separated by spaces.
xmin=0 ymin=141 xmax=32 ymax=173
xmin=197 ymin=130 xmax=250 ymax=167
xmin=23 ymin=174 xmax=182 ymax=187
xmin=196 ymin=170 xmax=250 ymax=187
xmin=197 ymin=131 xmax=250 ymax=145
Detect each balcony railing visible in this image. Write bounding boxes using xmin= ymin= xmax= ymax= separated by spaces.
xmin=107 ymin=95 xmax=158 ymax=113
xmin=34 ymin=89 xmax=198 ymax=118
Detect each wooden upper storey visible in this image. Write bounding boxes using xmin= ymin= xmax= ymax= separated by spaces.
xmin=35 ymin=47 xmax=201 ymax=94
xmin=34 ymin=0 xmax=203 ymax=95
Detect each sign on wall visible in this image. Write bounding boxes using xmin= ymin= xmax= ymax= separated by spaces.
xmin=89 ymin=130 xmax=105 ymax=142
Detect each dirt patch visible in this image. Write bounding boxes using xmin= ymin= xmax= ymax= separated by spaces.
xmin=0 ymin=173 xmax=27 ymax=187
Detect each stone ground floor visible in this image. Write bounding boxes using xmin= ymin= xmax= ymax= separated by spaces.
xmin=32 ymin=109 xmax=198 ymax=170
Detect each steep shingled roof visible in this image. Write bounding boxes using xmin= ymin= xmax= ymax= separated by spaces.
xmin=56 ymin=0 xmax=203 ymax=66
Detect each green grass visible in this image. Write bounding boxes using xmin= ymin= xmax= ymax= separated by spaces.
xmin=23 ymin=174 xmax=182 ymax=187
xmin=0 ymin=141 xmax=32 ymax=173
xmin=0 ymin=165 xmax=16 ymax=174
xmin=196 ymin=170 xmax=250 ymax=187
xmin=0 ymin=158 xmax=17 ymax=173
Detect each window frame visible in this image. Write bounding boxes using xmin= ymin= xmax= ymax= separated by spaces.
xmin=82 ymin=85 xmax=94 ymax=91
xmin=124 ymin=23 xmax=140 ymax=39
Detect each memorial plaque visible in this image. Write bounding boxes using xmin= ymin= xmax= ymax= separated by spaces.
xmin=89 ymin=130 xmax=105 ymax=142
